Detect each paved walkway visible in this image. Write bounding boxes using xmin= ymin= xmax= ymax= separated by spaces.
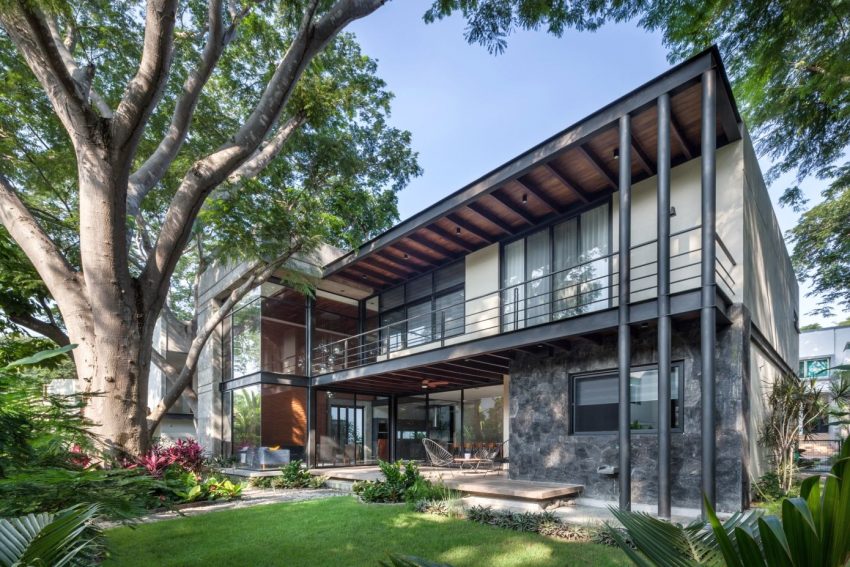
xmin=101 ymin=488 xmax=346 ymax=528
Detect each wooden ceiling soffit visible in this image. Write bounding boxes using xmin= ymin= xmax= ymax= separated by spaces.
xmin=424 ymin=225 xmax=476 ymax=252
xmin=446 ymin=213 xmax=496 ymax=243
xmin=490 ymin=190 xmax=537 ymax=225
xmin=669 ymin=111 xmax=695 ymax=160
xmin=514 ymin=176 xmax=561 ymax=214
xmin=630 ymin=134 xmax=655 ymax=176
xmin=466 ymin=202 xmax=515 ymax=235
xmin=576 ymin=145 xmax=618 ymax=190
xmin=543 ymin=162 xmax=592 ymax=203
xmin=406 ymin=232 xmax=456 ymax=259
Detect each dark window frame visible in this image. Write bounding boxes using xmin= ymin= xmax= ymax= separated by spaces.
xmin=569 ymin=360 xmax=686 ymax=435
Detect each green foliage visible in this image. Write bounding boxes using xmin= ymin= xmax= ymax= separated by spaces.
xmin=0 ymin=503 xmax=103 ymax=567
xmin=172 ymin=471 xmax=243 ymax=503
xmin=249 ymin=460 xmax=326 ymax=489
xmin=353 ymin=460 xmax=446 ymax=504
xmin=609 ymin=438 xmax=850 ymax=567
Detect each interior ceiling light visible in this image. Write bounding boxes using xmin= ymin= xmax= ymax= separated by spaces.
xmin=403 ymin=253 xmax=409 ymax=259
xmin=613 ymin=148 xmax=620 ymax=160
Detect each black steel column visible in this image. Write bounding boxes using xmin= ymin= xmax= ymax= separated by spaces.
xmin=618 ymin=114 xmax=632 ymax=511
xmin=305 ymin=296 xmax=315 ymax=466
xmin=657 ymin=92 xmax=672 ymax=519
xmin=389 ymin=394 xmax=397 ymax=462
xmin=701 ymin=68 xmax=718 ymax=516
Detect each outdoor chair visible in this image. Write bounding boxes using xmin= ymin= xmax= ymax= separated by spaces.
xmin=422 ymin=439 xmax=457 ymax=476
xmin=472 ymin=445 xmax=499 ymax=475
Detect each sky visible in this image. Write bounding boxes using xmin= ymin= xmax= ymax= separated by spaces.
xmin=347 ymin=1 xmax=847 ymax=328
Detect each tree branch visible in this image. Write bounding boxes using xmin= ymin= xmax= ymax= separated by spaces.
xmin=226 ymin=113 xmax=306 ymax=184
xmin=0 ymin=3 xmax=96 ymax=145
xmin=111 ymin=0 xmax=178 ymax=158
xmin=127 ymin=0 xmax=233 ymax=217
xmin=0 ymin=175 xmax=86 ymax=311
xmin=141 ymin=0 xmax=385 ymax=314
xmin=147 ymin=251 xmax=298 ymax=431
xmin=8 ymin=312 xmax=70 ymax=347
xmin=45 ymin=16 xmax=113 ymax=118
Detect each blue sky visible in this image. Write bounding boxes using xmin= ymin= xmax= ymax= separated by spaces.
xmin=348 ymin=1 xmax=845 ymax=327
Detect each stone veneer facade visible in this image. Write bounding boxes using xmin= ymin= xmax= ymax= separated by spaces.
xmin=509 ymin=305 xmax=752 ymax=512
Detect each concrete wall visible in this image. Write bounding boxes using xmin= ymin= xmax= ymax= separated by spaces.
xmin=462 ymin=244 xmax=500 ymax=340
xmin=509 ymin=307 xmax=750 ymax=512
xmin=741 ymin=130 xmax=799 ymax=369
xmin=747 ymin=340 xmax=781 ymax=482
xmin=611 ymin=141 xmax=745 ymax=302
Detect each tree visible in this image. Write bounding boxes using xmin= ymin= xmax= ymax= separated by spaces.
xmin=760 ymin=373 xmax=825 ymax=493
xmin=0 ymin=0 xmax=420 ymax=456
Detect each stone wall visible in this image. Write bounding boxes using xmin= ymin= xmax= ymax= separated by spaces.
xmin=509 ymin=305 xmax=749 ymax=512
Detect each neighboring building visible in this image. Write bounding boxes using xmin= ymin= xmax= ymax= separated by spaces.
xmin=189 ymin=47 xmax=798 ymax=514
xmin=799 ymin=325 xmax=850 ymax=440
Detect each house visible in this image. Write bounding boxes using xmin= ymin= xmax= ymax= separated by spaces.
xmin=189 ymin=47 xmax=798 ymax=516
xmin=799 ymin=325 xmax=850 ymax=442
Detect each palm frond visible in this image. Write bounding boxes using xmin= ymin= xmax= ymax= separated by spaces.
xmin=0 ymin=503 xmax=101 ymax=567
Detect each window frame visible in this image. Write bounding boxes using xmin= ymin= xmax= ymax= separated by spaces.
xmin=569 ymin=361 xmax=686 ymax=436
xmin=799 ymin=357 xmax=831 ymax=379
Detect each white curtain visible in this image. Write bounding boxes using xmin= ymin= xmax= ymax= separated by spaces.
xmin=502 ymin=239 xmax=525 ymax=330
xmin=525 ymin=228 xmax=551 ymax=326
xmin=553 ymin=218 xmax=578 ymax=319
xmin=579 ymin=204 xmax=610 ymax=312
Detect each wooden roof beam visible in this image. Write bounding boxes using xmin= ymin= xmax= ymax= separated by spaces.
xmin=466 ymin=203 xmax=515 ymax=235
xmin=348 ymin=264 xmax=394 ymax=285
xmin=514 ymin=176 xmax=562 ymax=213
xmin=577 ymin=145 xmax=618 ymax=190
xmin=490 ymin=190 xmax=537 ymax=225
xmin=631 ymin=134 xmax=655 ymax=176
xmin=364 ymin=254 xmax=419 ymax=277
xmin=542 ymin=163 xmax=592 ymax=204
xmin=424 ymin=225 xmax=476 ymax=253
xmin=446 ymin=213 xmax=496 ymax=243
xmin=669 ymin=111 xmax=695 ymax=160
xmin=406 ymin=233 xmax=456 ymax=259
xmin=392 ymin=242 xmax=440 ymax=268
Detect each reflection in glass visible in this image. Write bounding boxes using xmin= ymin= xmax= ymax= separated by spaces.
xmin=231 ymin=384 xmax=307 ymax=468
xmin=462 ymin=385 xmax=504 ymax=450
xmin=396 ymin=395 xmax=428 ymax=460
xmin=231 ymin=300 xmax=261 ymax=378
xmin=232 ymin=385 xmax=261 ymax=465
xmin=315 ymin=392 xmax=389 ymax=466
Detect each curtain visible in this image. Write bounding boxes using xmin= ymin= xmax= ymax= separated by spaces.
xmin=579 ymin=204 xmax=610 ymax=312
xmin=553 ymin=218 xmax=579 ymax=319
xmin=502 ymin=239 xmax=525 ymax=330
xmin=525 ymin=228 xmax=551 ymax=326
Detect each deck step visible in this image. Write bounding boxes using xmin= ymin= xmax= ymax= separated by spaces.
xmin=444 ymin=478 xmax=582 ymax=501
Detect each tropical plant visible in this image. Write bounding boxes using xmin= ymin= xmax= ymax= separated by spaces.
xmin=0 ymin=503 xmax=102 ymax=567
xmin=353 ymin=460 xmax=446 ymax=504
xmin=761 ymin=372 xmax=826 ymax=492
xmin=607 ymin=438 xmax=850 ymax=567
xmin=232 ymin=387 xmax=261 ymax=449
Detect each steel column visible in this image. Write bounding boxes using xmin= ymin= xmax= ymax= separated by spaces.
xmin=618 ymin=114 xmax=632 ymax=511
xmin=700 ymin=68 xmax=718 ymax=516
xmin=305 ymin=296 xmax=315 ymax=466
xmin=389 ymin=394 xmax=397 ymax=462
xmin=657 ymin=92 xmax=672 ymax=519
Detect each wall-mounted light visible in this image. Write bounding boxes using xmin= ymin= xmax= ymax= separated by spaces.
xmin=670 ymin=206 xmax=677 ymax=217
xmin=522 ymin=193 xmax=528 ymax=205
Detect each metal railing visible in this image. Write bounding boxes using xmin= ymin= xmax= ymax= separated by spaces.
xmin=798 ymin=439 xmax=844 ymax=472
xmin=312 ymin=226 xmax=737 ymax=375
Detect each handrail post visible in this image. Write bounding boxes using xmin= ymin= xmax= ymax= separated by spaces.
xmin=440 ymin=310 xmax=446 ymax=347
xmin=513 ymin=286 xmax=519 ymax=331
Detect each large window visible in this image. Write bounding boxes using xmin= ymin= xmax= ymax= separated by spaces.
xmin=502 ymin=202 xmax=610 ymax=331
xmin=378 ymin=261 xmax=465 ymax=353
xmin=231 ymin=384 xmax=307 ymax=468
xmin=800 ymin=358 xmax=830 ymax=379
xmin=571 ymin=363 xmax=683 ymax=434
xmin=315 ymin=391 xmax=390 ymax=466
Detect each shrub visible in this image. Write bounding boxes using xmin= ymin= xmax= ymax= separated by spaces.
xmin=169 ymin=468 xmax=243 ymax=503
xmin=248 ymin=461 xmax=326 ymax=489
xmin=129 ymin=438 xmax=206 ymax=478
xmin=354 ymin=460 xmax=446 ymax=504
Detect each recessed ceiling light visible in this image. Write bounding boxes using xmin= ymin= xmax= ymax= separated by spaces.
xmin=403 ymin=253 xmax=409 ymax=259
xmin=522 ymin=193 xmax=528 ymax=205
xmin=456 ymin=227 xmax=461 ymax=235
xmin=613 ymin=148 xmax=620 ymax=160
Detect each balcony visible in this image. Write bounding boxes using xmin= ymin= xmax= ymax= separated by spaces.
xmin=312 ymin=226 xmax=736 ymax=376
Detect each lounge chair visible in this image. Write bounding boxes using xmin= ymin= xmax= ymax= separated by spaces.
xmin=422 ymin=439 xmax=457 ymax=476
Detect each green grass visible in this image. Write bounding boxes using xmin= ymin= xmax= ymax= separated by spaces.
xmin=104 ymin=496 xmax=628 ymax=567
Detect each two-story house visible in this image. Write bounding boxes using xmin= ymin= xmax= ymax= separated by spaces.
xmin=189 ymin=47 xmax=798 ymax=516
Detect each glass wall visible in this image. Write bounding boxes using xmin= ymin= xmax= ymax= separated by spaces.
xmin=378 ymin=262 xmax=465 ymax=354
xmin=502 ymin=201 xmax=610 ymax=330
xmin=428 ymin=390 xmax=461 ymax=453
xmin=231 ymin=384 xmax=307 ymax=469
xmin=313 ymin=292 xmax=360 ymax=373
xmin=462 ymin=385 xmax=504 ymax=452
xmin=396 ymin=395 xmax=428 ymax=460
xmin=315 ymin=391 xmax=390 ymax=466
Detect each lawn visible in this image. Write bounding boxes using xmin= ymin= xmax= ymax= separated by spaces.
xmin=104 ymin=496 xmax=629 ymax=567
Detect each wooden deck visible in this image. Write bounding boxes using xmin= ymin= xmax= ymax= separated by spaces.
xmin=309 ymin=466 xmax=582 ymax=509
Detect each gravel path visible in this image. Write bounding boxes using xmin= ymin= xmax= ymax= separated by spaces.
xmin=101 ymin=488 xmax=347 ymax=528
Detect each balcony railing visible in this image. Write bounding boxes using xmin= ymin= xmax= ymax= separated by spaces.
xmin=312 ymin=226 xmax=737 ymax=375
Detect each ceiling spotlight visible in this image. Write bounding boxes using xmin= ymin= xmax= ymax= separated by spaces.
xmin=613 ymin=148 xmax=620 ymax=160
xmin=403 ymin=253 xmax=409 ymax=259
xmin=456 ymin=227 xmax=461 ymax=235
xmin=522 ymin=193 xmax=528 ymax=205
xmin=361 ymin=274 xmax=367 ymax=279
xmin=421 ymin=383 xmax=428 ymax=389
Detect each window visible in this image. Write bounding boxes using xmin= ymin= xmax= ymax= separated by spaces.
xmin=502 ymin=202 xmax=610 ymax=331
xmin=800 ymin=358 xmax=830 ymax=379
xmin=571 ymin=364 xmax=683 ymax=434
xmin=377 ymin=261 xmax=465 ymax=352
